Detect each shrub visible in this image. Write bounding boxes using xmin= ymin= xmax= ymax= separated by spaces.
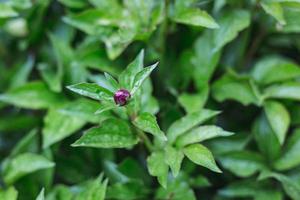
xmin=1 ymin=0 xmax=300 ymax=199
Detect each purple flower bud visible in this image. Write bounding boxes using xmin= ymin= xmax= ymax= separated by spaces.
xmin=114 ymin=89 xmax=131 ymax=106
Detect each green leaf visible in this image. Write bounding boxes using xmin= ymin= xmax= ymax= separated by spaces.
xmin=259 ymin=172 xmax=300 ymax=200
xmin=131 ymin=62 xmax=158 ymax=96
xmin=58 ymin=0 xmax=87 ymax=9
xmin=155 ymin=177 xmax=196 ymax=200
xmin=164 ymin=145 xmax=184 ymax=177
xmin=147 ymin=151 xmax=168 ymax=188
xmin=218 ymin=151 xmax=265 ymax=177
xmin=3 ymin=153 xmax=55 ymax=185
xmin=123 ymin=0 xmax=165 ymax=40
xmin=42 ymin=108 xmax=86 ymax=148
xmin=72 ymin=118 xmax=138 ymax=148
xmin=253 ymin=114 xmax=281 ymax=161
xmin=167 ymin=109 xmax=221 ymax=143
xmin=178 ymin=89 xmax=209 ymax=113
xmin=171 ymin=8 xmax=219 ymax=28
xmin=9 ymin=56 xmax=34 ymax=89
xmin=119 ymin=50 xmax=144 ymax=90
xmin=264 ymin=82 xmax=300 ymax=101
xmin=63 ymin=8 xmax=124 ymax=35
xmin=74 ymin=174 xmax=108 ymax=200
xmin=94 ymin=102 xmax=116 ymax=115
xmin=48 ymin=33 xmax=73 ymax=91
xmin=67 ymin=82 xmax=113 ymax=101
xmin=183 ymin=144 xmax=222 ymax=173
xmin=212 ymin=71 xmax=261 ymax=106
xmin=261 ymin=2 xmax=286 ymax=25
xmin=213 ymin=9 xmax=250 ymax=51
xmin=251 ymin=56 xmax=300 ymax=85
xmin=0 ymin=187 xmax=18 ymax=200
xmin=264 ymin=100 xmax=290 ymax=145
xmin=59 ymin=98 xmax=113 ymax=123
xmin=176 ymin=125 xmax=234 ymax=147
xmin=76 ymin=38 xmax=120 ymax=75
xmin=133 ymin=112 xmax=166 ymax=141
xmin=280 ymin=6 xmax=300 ymax=33
xmin=0 ymin=3 xmax=18 ymax=18
xmin=275 ymin=129 xmax=300 ymax=170
xmin=10 ymin=129 xmax=38 ymax=157
xmin=219 ymin=180 xmax=279 ymax=199
xmin=192 ymin=32 xmax=221 ymax=88
xmin=207 ymin=134 xmax=250 ymax=155
xmin=104 ymin=72 xmax=119 ymax=92
xmin=106 ymin=181 xmax=148 ymax=200
xmin=36 ymin=188 xmax=45 ymax=200
xmin=103 ymin=27 xmax=136 ymax=60
xmin=0 ymin=81 xmax=62 ymax=109
xmin=38 ymin=63 xmax=62 ymax=93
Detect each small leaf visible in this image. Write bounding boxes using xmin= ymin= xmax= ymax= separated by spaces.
xmin=253 ymin=114 xmax=281 ymax=161
xmin=131 ymin=62 xmax=158 ymax=96
xmin=36 ymin=188 xmax=45 ymax=200
xmin=275 ymin=128 xmax=300 ymax=170
xmin=119 ymin=50 xmax=144 ymax=90
xmin=167 ymin=109 xmax=221 ymax=144
xmin=176 ymin=125 xmax=234 ymax=147
xmin=59 ymin=98 xmax=113 ymax=123
xmin=48 ymin=33 xmax=74 ymax=91
xmin=133 ymin=112 xmax=166 ymax=141
xmin=62 ymin=8 xmax=124 ymax=35
xmin=264 ymin=100 xmax=290 ymax=145
xmin=0 ymin=81 xmax=62 ymax=109
xmin=94 ymin=103 xmax=116 ymax=115
xmin=264 ymin=82 xmax=300 ymax=101
xmin=192 ymin=33 xmax=221 ymax=88
xmin=104 ymin=72 xmax=119 ymax=92
xmin=67 ymin=82 xmax=113 ymax=101
xmin=213 ymin=10 xmax=250 ymax=51
xmin=147 ymin=151 xmax=168 ymax=188
xmin=259 ymin=172 xmax=300 ymax=200
xmin=155 ymin=177 xmax=196 ymax=200
xmin=212 ymin=71 xmax=261 ymax=106
xmin=74 ymin=174 xmax=108 ymax=200
xmin=183 ymin=144 xmax=222 ymax=173
xmin=9 ymin=56 xmax=34 ymax=89
xmin=38 ymin=63 xmax=62 ymax=93
xmin=261 ymin=2 xmax=286 ymax=25
xmin=10 ymin=129 xmax=38 ymax=157
xmin=251 ymin=56 xmax=300 ymax=85
xmin=207 ymin=134 xmax=250 ymax=155
xmin=164 ymin=145 xmax=184 ymax=177
xmin=72 ymin=118 xmax=138 ymax=148
xmin=171 ymin=8 xmax=219 ymax=28
xmin=178 ymin=89 xmax=209 ymax=113
xmin=218 ymin=151 xmax=265 ymax=177
xmin=3 ymin=153 xmax=55 ymax=185
xmin=280 ymin=6 xmax=300 ymax=33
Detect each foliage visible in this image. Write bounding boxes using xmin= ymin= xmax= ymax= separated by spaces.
xmin=1 ymin=0 xmax=300 ymax=199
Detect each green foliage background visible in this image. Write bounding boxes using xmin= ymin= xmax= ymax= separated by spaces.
xmin=1 ymin=0 xmax=300 ymax=199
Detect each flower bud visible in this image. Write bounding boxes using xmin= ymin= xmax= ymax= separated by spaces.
xmin=114 ymin=89 xmax=131 ymax=106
